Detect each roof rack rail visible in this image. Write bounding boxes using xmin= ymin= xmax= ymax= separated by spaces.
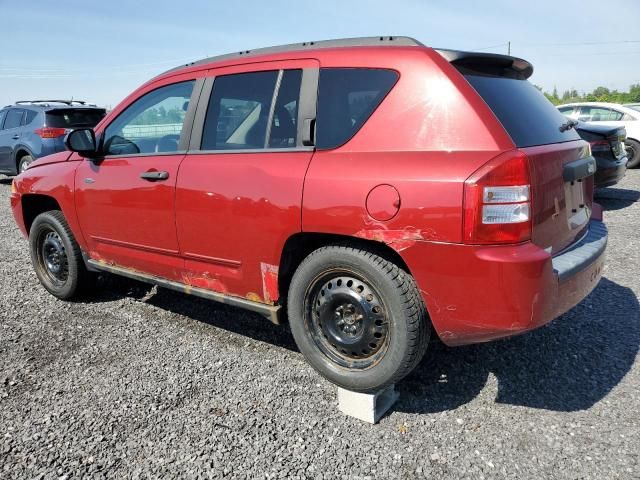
xmin=14 ymin=99 xmax=92 ymax=106
xmin=159 ymin=36 xmax=424 ymax=77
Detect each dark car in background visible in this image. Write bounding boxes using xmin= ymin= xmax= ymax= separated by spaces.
xmin=575 ymin=122 xmax=627 ymax=188
xmin=0 ymin=100 xmax=105 ymax=175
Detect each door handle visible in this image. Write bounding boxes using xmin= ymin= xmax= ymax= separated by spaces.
xmin=140 ymin=170 xmax=169 ymax=181
xmin=12 ymin=134 xmax=20 ymax=140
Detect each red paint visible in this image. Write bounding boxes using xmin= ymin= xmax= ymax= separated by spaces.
xmin=365 ymin=184 xmax=400 ymax=221
xmin=10 ymin=42 xmax=605 ymax=346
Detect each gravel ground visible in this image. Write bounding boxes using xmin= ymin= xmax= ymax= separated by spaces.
xmin=0 ymin=171 xmax=638 ymax=480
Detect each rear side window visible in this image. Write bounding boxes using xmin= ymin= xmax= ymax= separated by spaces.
xmin=202 ymin=71 xmax=279 ymax=150
xmin=4 ymin=109 xmax=24 ymax=130
xmin=465 ymin=75 xmax=580 ymax=147
xmin=0 ymin=110 xmax=6 ymax=129
xmin=316 ymin=68 xmax=399 ymax=150
xmin=269 ymin=70 xmax=302 ymax=148
xmin=46 ymin=109 xmax=106 ymax=128
xmin=23 ymin=110 xmax=37 ymax=125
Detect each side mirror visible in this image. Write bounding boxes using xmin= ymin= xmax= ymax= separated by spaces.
xmin=65 ymin=128 xmax=98 ymax=158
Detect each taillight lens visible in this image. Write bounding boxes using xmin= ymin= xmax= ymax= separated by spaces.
xmin=589 ymin=139 xmax=610 ymax=153
xmin=34 ymin=127 xmax=67 ymax=138
xmin=463 ymin=150 xmax=532 ymax=244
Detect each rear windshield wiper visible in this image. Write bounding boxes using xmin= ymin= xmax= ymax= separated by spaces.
xmin=559 ymin=119 xmax=579 ymax=132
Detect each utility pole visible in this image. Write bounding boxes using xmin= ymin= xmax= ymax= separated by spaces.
xmin=507 ymin=41 xmax=511 ymax=55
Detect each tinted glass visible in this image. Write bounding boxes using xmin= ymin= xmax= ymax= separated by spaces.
xmin=23 ymin=110 xmax=37 ymax=125
xmin=465 ymin=75 xmax=580 ymax=147
xmin=0 ymin=110 xmax=6 ymax=129
xmin=4 ymin=109 xmax=24 ymax=130
xmin=104 ymin=81 xmax=194 ymax=155
xmin=202 ymin=71 xmax=278 ymax=150
xmin=46 ymin=109 xmax=105 ymax=128
xmin=269 ymin=70 xmax=302 ymax=148
xmin=316 ymin=68 xmax=398 ymax=150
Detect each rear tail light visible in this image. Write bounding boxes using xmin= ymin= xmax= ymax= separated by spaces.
xmin=34 ymin=127 xmax=67 ymax=139
xmin=463 ymin=150 xmax=532 ymax=244
xmin=589 ymin=139 xmax=610 ymax=153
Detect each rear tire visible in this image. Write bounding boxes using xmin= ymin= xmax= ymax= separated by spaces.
xmin=18 ymin=154 xmax=34 ymax=174
xmin=625 ymin=139 xmax=640 ymax=169
xmin=287 ymin=245 xmax=430 ymax=392
xmin=29 ymin=210 xmax=94 ymax=299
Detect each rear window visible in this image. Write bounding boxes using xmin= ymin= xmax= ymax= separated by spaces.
xmin=316 ymin=68 xmax=398 ymax=150
xmin=46 ymin=108 xmax=106 ymax=128
xmin=464 ymin=75 xmax=580 ymax=147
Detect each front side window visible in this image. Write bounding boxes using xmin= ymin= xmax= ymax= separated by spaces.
xmin=0 ymin=110 xmax=6 ymax=129
xmin=316 ymin=68 xmax=399 ymax=150
xmin=104 ymin=81 xmax=194 ymax=156
xmin=201 ymin=71 xmax=279 ymax=150
xmin=4 ymin=109 xmax=25 ymax=130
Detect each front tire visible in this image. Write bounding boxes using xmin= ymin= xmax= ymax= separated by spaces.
xmin=625 ymin=139 xmax=640 ymax=169
xmin=288 ymin=245 xmax=430 ymax=392
xmin=29 ymin=210 xmax=93 ymax=300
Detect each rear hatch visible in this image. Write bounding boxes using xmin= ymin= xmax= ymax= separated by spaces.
xmin=439 ymin=50 xmax=594 ymax=254
xmin=45 ymin=108 xmax=106 ymax=150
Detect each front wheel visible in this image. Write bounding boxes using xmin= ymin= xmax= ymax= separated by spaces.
xmin=288 ymin=245 xmax=430 ymax=392
xmin=29 ymin=210 xmax=94 ymax=299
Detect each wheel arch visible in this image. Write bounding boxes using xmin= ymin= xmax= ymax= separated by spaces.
xmin=21 ymin=194 xmax=62 ymax=234
xmin=277 ymin=232 xmax=414 ymax=308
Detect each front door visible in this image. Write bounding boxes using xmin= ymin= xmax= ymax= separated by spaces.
xmin=75 ymin=79 xmax=199 ymax=280
xmin=175 ymin=61 xmax=318 ymax=302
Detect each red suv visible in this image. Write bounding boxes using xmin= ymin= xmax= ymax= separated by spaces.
xmin=10 ymin=37 xmax=607 ymax=392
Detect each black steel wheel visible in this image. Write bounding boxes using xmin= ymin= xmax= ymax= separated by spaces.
xmin=288 ymin=245 xmax=430 ymax=392
xmin=306 ymin=271 xmax=390 ymax=369
xmin=37 ymin=229 xmax=69 ymax=286
xmin=29 ymin=210 xmax=94 ymax=299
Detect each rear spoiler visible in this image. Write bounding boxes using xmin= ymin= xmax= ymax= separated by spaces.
xmin=435 ymin=49 xmax=533 ymax=80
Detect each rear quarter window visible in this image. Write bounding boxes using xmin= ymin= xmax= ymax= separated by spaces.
xmin=316 ymin=68 xmax=398 ymax=150
xmin=465 ymin=75 xmax=580 ymax=147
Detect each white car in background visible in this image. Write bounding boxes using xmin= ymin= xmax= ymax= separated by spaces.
xmin=557 ymin=102 xmax=640 ymax=168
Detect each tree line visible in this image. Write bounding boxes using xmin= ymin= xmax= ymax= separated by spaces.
xmin=537 ymin=83 xmax=640 ymax=106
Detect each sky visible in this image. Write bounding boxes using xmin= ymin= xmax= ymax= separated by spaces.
xmin=1 ymin=0 xmax=639 ymax=109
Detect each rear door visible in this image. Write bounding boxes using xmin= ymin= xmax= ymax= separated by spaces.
xmin=463 ymin=72 xmax=593 ymax=254
xmin=75 ymin=78 xmax=201 ymax=280
xmin=175 ymin=60 xmax=318 ymax=302
xmin=0 ymin=108 xmax=25 ymax=170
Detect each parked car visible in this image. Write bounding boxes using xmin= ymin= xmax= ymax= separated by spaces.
xmin=625 ymin=103 xmax=640 ymax=113
xmin=10 ymin=37 xmax=606 ymax=392
xmin=574 ymin=122 xmax=627 ymax=188
xmin=557 ymin=102 xmax=640 ymax=168
xmin=0 ymin=100 xmax=105 ymax=175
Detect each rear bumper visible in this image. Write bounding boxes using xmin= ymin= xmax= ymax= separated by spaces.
xmin=594 ymin=155 xmax=627 ymax=188
xmin=402 ymin=219 xmax=607 ymax=346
